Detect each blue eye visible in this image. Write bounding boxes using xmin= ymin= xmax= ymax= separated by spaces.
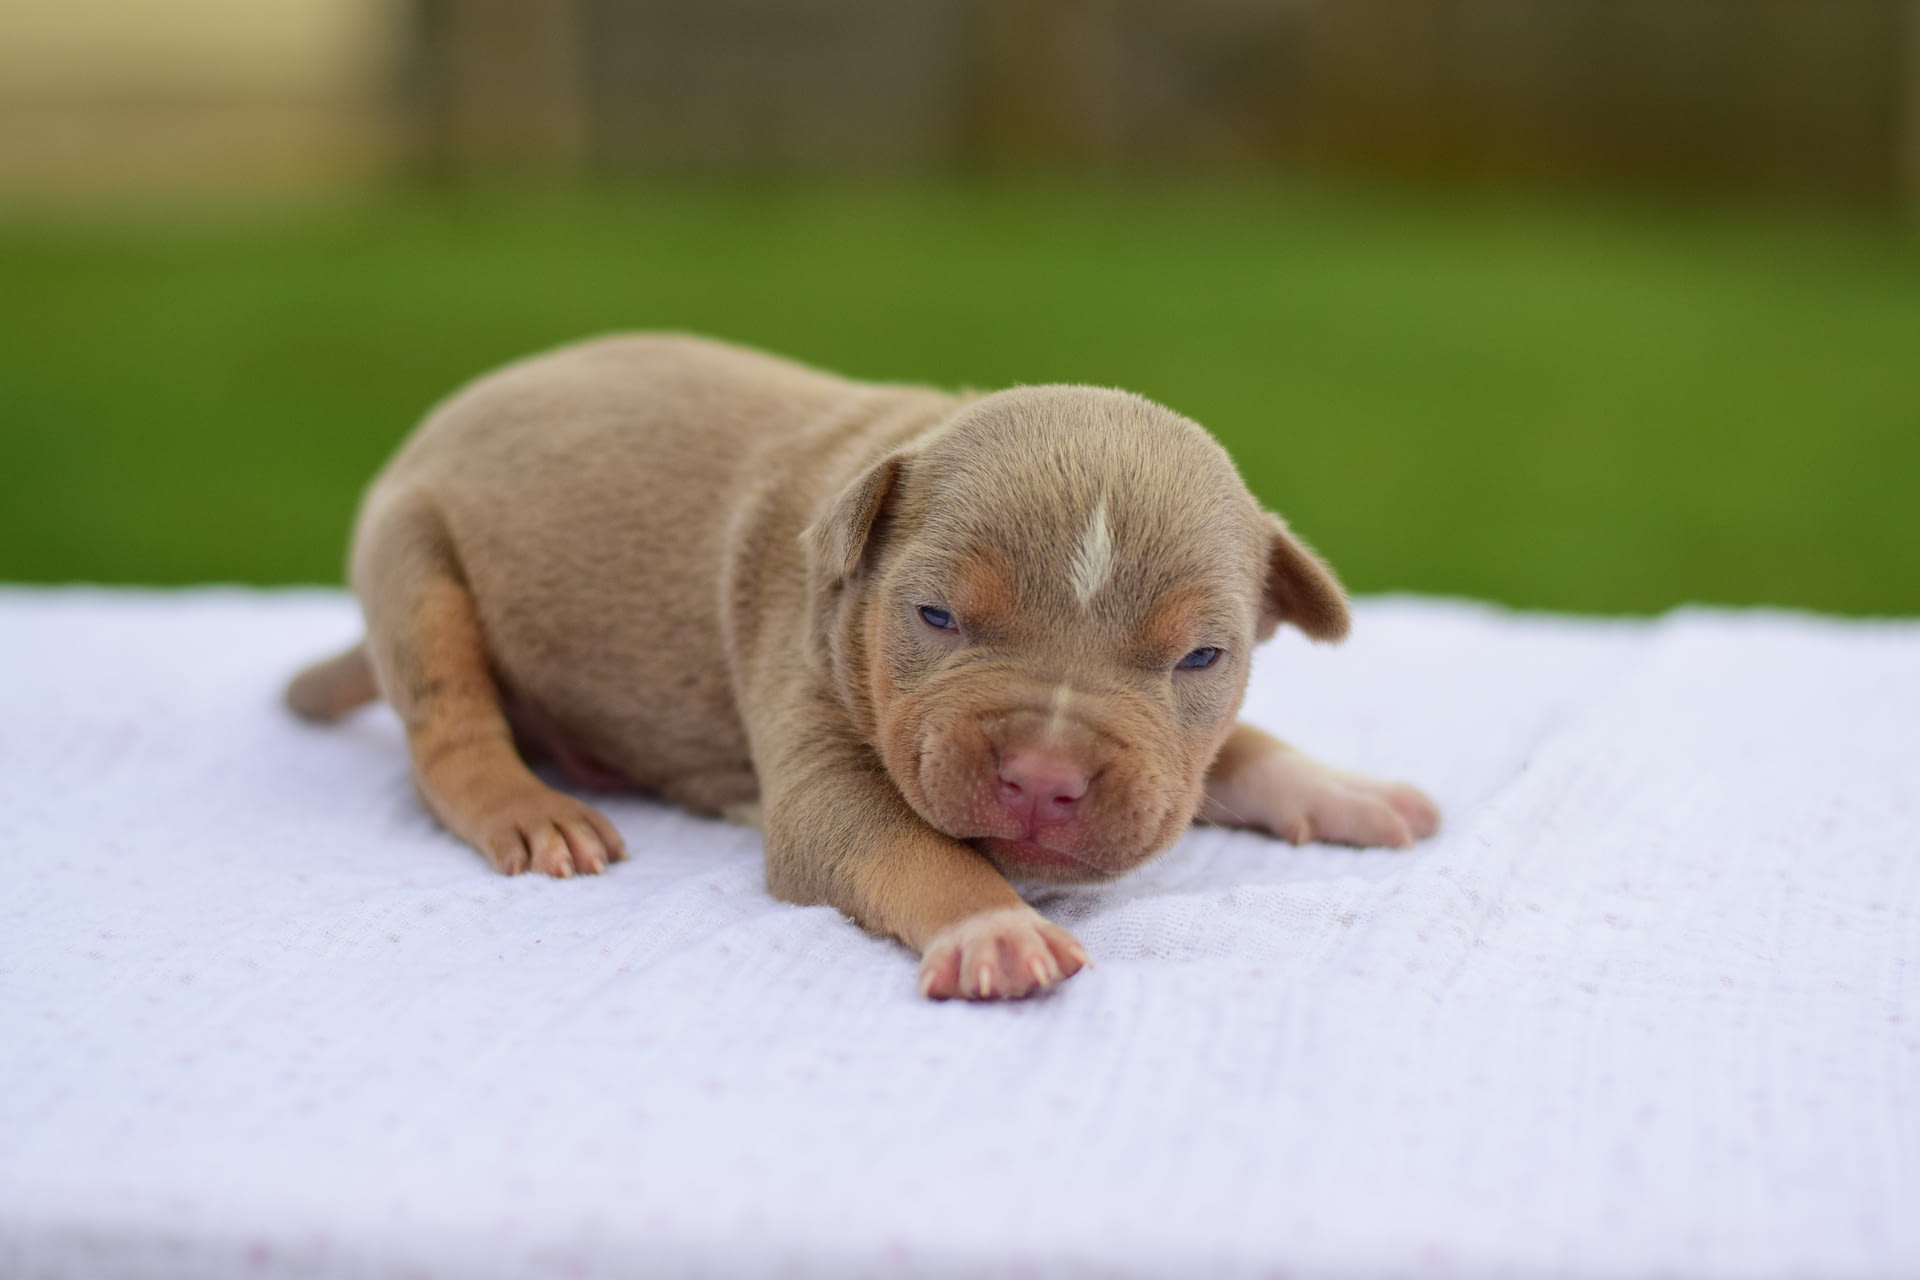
xmin=1177 ymin=646 xmax=1221 ymax=671
xmin=918 ymin=605 xmax=958 ymax=632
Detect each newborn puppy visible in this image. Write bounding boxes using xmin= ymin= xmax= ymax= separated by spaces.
xmin=288 ymin=334 xmax=1439 ymax=1000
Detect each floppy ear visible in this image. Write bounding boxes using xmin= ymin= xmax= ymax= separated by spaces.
xmin=803 ymin=451 xmax=912 ymax=696
xmin=805 ymin=451 xmax=909 ymax=581
xmin=1258 ymin=512 xmax=1350 ymax=643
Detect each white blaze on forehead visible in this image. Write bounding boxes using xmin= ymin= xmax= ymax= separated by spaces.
xmin=1067 ymin=496 xmax=1114 ymax=607
xmin=1047 ymin=682 xmax=1072 ymax=738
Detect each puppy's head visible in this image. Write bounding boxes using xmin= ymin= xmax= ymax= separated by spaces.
xmin=804 ymin=386 xmax=1347 ymax=883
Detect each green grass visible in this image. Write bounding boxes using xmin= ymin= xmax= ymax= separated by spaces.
xmin=3 ymin=180 xmax=1917 ymax=614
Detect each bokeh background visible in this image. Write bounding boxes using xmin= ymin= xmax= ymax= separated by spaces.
xmin=3 ymin=0 xmax=1917 ymax=614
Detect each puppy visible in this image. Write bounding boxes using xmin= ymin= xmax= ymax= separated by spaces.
xmin=288 ymin=334 xmax=1439 ymax=1000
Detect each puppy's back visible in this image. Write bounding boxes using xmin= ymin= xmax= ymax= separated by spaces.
xmin=348 ymin=334 xmax=937 ymax=796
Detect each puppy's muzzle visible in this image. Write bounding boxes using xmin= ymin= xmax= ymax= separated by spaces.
xmin=903 ymin=680 xmax=1182 ymax=880
xmin=995 ymin=743 xmax=1095 ymax=840
xmin=972 ymin=702 xmax=1126 ymax=852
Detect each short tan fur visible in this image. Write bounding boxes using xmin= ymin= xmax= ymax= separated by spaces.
xmin=288 ymin=335 xmax=1439 ymax=999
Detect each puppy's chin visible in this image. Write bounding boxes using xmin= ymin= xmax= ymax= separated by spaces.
xmin=972 ymin=836 xmax=1126 ymax=885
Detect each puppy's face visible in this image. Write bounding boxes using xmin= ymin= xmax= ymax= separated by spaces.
xmin=806 ymin=387 xmax=1347 ymax=884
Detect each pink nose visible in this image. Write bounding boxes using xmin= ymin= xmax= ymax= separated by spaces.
xmin=998 ymin=748 xmax=1090 ymax=829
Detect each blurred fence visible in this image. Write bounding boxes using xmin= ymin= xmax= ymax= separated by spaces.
xmin=5 ymin=0 xmax=1918 ymax=207
xmin=408 ymin=0 xmax=1920 ymax=205
xmin=0 ymin=0 xmax=397 ymax=195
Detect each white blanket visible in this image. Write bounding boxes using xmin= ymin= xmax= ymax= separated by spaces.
xmin=1 ymin=588 xmax=1915 ymax=1279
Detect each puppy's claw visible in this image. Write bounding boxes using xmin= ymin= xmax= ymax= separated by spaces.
xmin=557 ymin=818 xmax=611 ymax=875
xmin=463 ymin=785 xmax=623 ymax=879
xmin=917 ymin=906 xmax=1087 ymax=1002
xmin=486 ymin=832 xmax=531 ymax=876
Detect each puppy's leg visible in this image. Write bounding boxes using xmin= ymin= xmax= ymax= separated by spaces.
xmin=1201 ymin=722 xmax=1440 ymax=849
xmin=757 ymin=717 xmax=1088 ymax=1001
xmin=356 ymin=497 xmax=625 ymax=877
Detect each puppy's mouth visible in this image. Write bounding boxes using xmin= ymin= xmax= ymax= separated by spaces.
xmin=972 ymin=836 xmax=1116 ymax=883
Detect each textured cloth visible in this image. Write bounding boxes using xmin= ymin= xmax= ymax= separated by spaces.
xmin=1 ymin=587 xmax=1916 ymax=1279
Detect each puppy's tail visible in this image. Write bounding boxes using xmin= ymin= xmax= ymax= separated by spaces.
xmin=285 ymin=642 xmax=379 ymax=723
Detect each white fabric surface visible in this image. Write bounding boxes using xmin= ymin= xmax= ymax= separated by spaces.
xmin=1 ymin=587 xmax=1916 ymax=1280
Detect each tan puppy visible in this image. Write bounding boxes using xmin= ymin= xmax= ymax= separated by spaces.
xmin=288 ymin=334 xmax=1438 ymax=1000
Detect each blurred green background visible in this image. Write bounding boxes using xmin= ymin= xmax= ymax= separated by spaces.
xmin=4 ymin=1 xmax=1918 ymax=615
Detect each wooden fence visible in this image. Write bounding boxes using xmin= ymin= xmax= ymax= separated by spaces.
xmin=407 ymin=0 xmax=1920 ymax=206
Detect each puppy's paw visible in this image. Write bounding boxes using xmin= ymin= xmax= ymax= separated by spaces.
xmin=1298 ymin=780 xmax=1436 ymax=848
xmin=471 ymin=787 xmax=628 ymax=878
xmin=1267 ymin=769 xmax=1440 ymax=850
xmin=917 ymin=906 xmax=1089 ymax=1001
xmin=1212 ymin=743 xmax=1440 ymax=851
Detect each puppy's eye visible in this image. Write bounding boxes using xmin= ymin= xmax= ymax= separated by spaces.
xmin=1176 ymin=646 xmax=1221 ymax=671
xmin=918 ymin=605 xmax=958 ymax=633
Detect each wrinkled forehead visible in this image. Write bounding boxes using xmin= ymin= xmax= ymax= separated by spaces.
xmin=900 ymin=392 xmax=1266 ymax=627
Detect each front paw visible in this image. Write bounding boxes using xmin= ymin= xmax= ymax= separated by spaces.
xmin=917 ymin=906 xmax=1090 ymax=1001
xmin=1270 ymin=771 xmax=1440 ymax=849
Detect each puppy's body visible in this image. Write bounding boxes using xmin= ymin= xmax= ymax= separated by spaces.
xmin=353 ymin=336 xmax=927 ymax=811
xmin=292 ymin=334 xmax=1438 ymax=999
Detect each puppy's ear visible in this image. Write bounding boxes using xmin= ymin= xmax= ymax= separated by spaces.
xmin=804 ymin=451 xmax=913 ymax=698
xmin=806 ymin=451 xmax=910 ymax=581
xmin=1258 ymin=513 xmax=1350 ymax=643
